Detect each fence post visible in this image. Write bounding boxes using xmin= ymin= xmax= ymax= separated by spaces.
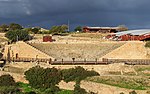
xmin=95 ymin=58 xmax=97 ymax=65
xmin=72 ymin=58 xmax=75 ymax=65
xmin=7 ymin=48 xmax=11 ymax=64
xmin=49 ymin=58 xmax=51 ymax=64
xmin=62 ymin=59 xmax=64 ymax=65
xmin=84 ymin=58 xmax=86 ymax=64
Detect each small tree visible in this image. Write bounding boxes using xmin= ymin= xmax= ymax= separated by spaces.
xmin=25 ymin=66 xmax=62 ymax=93
xmin=43 ymin=67 xmax=62 ymax=88
xmin=62 ymin=66 xmax=99 ymax=83
xmin=31 ymin=27 xmax=40 ymax=34
xmin=9 ymin=23 xmax=22 ymax=30
xmin=0 ymin=24 xmax=8 ymax=32
xmin=24 ymin=66 xmax=45 ymax=89
xmin=74 ymin=26 xmax=82 ymax=32
xmin=0 ymin=74 xmax=16 ymax=86
xmin=5 ymin=29 xmax=30 ymax=42
xmin=49 ymin=25 xmax=68 ymax=34
xmin=61 ymin=66 xmax=99 ymax=94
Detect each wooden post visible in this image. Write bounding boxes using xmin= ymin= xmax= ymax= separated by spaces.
xmin=72 ymin=58 xmax=75 ymax=65
xmin=84 ymin=58 xmax=86 ymax=64
xmin=95 ymin=58 xmax=97 ymax=65
xmin=7 ymin=48 xmax=11 ymax=64
xmin=62 ymin=59 xmax=64 ymax=65
xmin=49 ymin=58 xmax=51 ymax=64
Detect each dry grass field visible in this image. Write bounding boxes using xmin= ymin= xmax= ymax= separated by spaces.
xmin=30 ymin=33 xmax=109 ymax=43
xmin=87 ymin=76 xmax=150 ymax=90
xmin=70 ymin=33 xmax=108 ymax=39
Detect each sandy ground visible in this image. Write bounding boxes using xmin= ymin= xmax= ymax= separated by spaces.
xmin=101 ymin=41 xmax=149 ymax=60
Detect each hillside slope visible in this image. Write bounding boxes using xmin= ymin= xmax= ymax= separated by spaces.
xmin=101 ymin=41 xmax=148 ymax=60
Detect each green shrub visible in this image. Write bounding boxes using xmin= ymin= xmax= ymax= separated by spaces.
xmin=62 ymin=66 xmax=99 ymax=83
xmin=0 ymin=75 xmax=24 ymax=93
xmin=24 ymin=66 xmax=62 ymax=93
xmin=5 ymin=29 xmax=31 ymax=42
xmin=61 ymin=66 xmax=99 ymax=94
xmin=9 ymin=23 xmax=22 ymax=30
xmin=0 ymin=86 xmax=22 ymax=94
xmin=25 ymin=91 xmax=37 ymax=94
xmin=129 ymin=90 xmax=137 ymax=94
xmin=73 ymin=83 xmax=87 ymax=94
xmin=44 ymin=68 xmax=62 ymax=88
xmin=25 ymin=66 xmax=45 ymax=89
xmin=25 ymin=66 xmax=99 ymax=94
xmin=17 ymin=82 xmax=33 ymax=93
xmin=57 ymin=90 xmax=73 ymax=94
xmin=0 ymin=74 xmax=16 ymax=86
xmin=44 ymin=86 xmax=60 ymax=94
xmin=145 ymin=41 xmax=150 ymax=48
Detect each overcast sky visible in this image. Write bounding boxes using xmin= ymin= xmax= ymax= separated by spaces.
xmin=0 ymin=0 xmax=150 ymax=30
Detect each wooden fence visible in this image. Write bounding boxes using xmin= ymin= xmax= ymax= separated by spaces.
xmin=52 ymin=61 xmax=108 ymax=65
xmin=2 ymin=57 xmax=52 ymax=63
xmin=2 ymin=57 xmax=109 ymax=65
xmin=2 ymin=57 xmax=150 ymax=65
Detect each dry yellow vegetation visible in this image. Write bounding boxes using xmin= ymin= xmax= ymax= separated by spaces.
xmin=70 ymin=33 xmax=109 ymax=39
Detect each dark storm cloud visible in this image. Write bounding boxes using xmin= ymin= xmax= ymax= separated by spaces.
xmin=0 ymin=0 xmax=150 ymax=29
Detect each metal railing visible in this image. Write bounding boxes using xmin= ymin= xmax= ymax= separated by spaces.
xmin=52 ymin=61 xmax=108 ymax=65
xmin=2 ymin=56 xmax=150 ymax=65
xmin=104 ymin=58 xmax=150 ymax=65
xmin=2 ymin=57 xmax=51 ymax=63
